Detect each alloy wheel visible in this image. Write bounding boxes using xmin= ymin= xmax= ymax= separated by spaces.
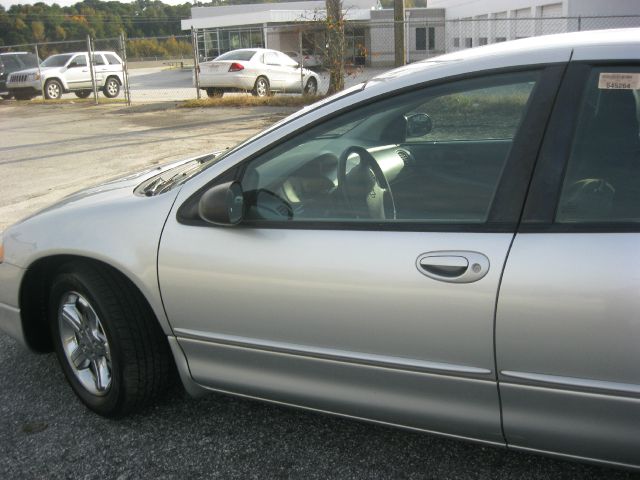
xmin=58 ymin=291 xmax=112 ymax=396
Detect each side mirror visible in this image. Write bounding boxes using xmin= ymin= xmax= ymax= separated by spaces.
xmin=405 ymin=113 xmax=433 ymax=137
xmin=198 ymin=181 xmax=244 ymax=226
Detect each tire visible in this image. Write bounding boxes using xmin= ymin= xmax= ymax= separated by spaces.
xmin=49 ymin=262 xmax=173 ymax=417
xmin=44 ymin=79 xmax=63 ymax=100
xmin=304 ymin=77 xmax=318 ymax=96
xmin=1 ymin=94 xmax=12 ymax=100
xmin=75 ymin=90 xmax=92 ymax=99
xmin=206 ymin=87 xmax=224 ymax=98
xmin=102 ymin=77 xmax=120 ymax=98
xmin=252 ymin=76 xmax=270 ymax=97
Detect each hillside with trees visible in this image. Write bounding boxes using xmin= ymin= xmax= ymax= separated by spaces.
xmin=0 ymin=0 xmax=307 ymax=47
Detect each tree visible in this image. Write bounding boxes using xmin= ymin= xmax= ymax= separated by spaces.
xmin=325 ymin=0 xmax=344 ymax=94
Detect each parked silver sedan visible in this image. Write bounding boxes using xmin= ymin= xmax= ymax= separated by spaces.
xmin=1 ymin=28 xmax=640 ymax=471
xmin=197 ymin=48 xmax=320 ymax=97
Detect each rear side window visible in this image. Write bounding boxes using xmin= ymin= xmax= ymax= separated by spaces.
xmin=556 ymin=67 xmax=640 ymax=223
xmin=263 ymin=52 xmax=280 ymax=65
xmin=105 ymin=54 xmax=121 ymax=65
xmin=92 ymin=54 xmax=105 ymax=65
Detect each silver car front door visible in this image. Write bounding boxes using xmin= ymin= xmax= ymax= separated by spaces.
xmin=159 ymin=66 xmax=562 ymax=444
xmin=497 ymin=60 xmax=640 ymax=468
xmin=65 ymin=54 xmax=91 ymax=88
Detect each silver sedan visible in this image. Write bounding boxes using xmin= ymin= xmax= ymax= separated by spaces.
xmin=197 ymin=48 xmax=320 ymax=97
xmin=1 ymin=28 xmax=640 ymax=471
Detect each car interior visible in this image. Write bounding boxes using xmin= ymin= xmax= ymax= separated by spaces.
xmin=241 ymin=72 xmax=538 ymax=224
xmin=557 ymin=70 xmax=640 ymax=223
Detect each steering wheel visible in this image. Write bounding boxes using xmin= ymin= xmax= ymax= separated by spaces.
xmin=337 ymin=146 xmax=396 ymax=220
xmin=562 ymin=178 xmax=615 ymax=219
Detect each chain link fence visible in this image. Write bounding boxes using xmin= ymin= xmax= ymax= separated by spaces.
xmin=0 ymin=35 xmax=130 ymax=104
xmin=1 ymin=15 xmax=639 ymax=105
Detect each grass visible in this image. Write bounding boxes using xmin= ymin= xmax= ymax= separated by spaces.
xmin=180 ymin=94 xmax=324 ymax=109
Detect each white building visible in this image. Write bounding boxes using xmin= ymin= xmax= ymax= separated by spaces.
xmin=181 ymin=1 xmax=446 ymax=66
xmin=429 ymin=0 xmax=640 ymax=51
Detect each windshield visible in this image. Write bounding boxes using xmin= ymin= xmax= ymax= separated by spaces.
xmin=214 ymin=50 xmax=256 ymax=62
xmin=41 ymin=54 xmax=73 ymax=68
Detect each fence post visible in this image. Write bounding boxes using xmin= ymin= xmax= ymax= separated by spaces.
xmin=119 ymin=32 xmax=132 ymax=106
xmin=299 ymin=29 xmax=304 ymax=94
xmin=34 ymin=43 xmax=44 ymax=102
xmin=578 ymin=16 xmax=582 ymax=31
xmin=394 ymin=0 xmax=405 ymax=66
xmin=192 ymin=27 xmax=201 ymax=100
xmin=86 ymin=35 xmax=99 ymax=105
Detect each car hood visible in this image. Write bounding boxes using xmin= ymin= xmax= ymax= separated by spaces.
xmin=10 ymin=66 xmax=60 ymax=77
xmin=7 ymin=154 xmax=215 ymax=231
xmin=2 ymin=153 xmax=218 ymax=268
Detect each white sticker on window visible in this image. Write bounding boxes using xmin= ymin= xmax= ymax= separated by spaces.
xmin=598 ymin=73 xmax=640 ymax=90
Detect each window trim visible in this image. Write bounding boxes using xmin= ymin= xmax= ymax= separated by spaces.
xmin=177 ymin=63 xmax=567 ymax=233
xmin=521 ymin=60 xmax=640 ymax=233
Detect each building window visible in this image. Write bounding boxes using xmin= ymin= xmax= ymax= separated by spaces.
xmin=416 ymin=27 xmax=427 ymax=51
xmin=495 ymin=37 xmax=507 ymax=43
xmin=479 ymin=37 xmax=488 ymax=46
xmin=428 ymin=27 xmax=435 ymax=50
xmin=465 ymin=37 xmax=473 ymax=48
xmin=453 ymin=37 xmax=460 ymax=48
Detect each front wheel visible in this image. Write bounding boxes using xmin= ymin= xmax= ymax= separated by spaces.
xmin=102 ymin=77 xmax=120 ymax=98
xmin=44 ymin=79 xmax=63 ymax=100
xmin=252 ymin=76 xmax=270 ymax=97
xmin=49 ymin=262 xmax=173 ymax=417
xmin=1 ymin=94 xmax=12 ymax=100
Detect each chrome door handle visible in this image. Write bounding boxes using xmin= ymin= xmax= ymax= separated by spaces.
xmin=416 ymin=251 xmax=490 ymax=283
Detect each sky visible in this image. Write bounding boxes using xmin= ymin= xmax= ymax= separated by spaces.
xmin=1 ymin=0 xmax=191 ymax=7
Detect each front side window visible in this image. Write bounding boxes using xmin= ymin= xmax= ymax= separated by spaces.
xmin=240 ymin=71 xmax=539 ymax=225
xmin=556 ymin=67 xmax=640 ymax=223
xmin=71 ymin=55 xmax=87 ymax=67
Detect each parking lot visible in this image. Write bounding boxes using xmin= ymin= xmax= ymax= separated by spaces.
xmin=0 ymin=101 xmax=638 ymax=479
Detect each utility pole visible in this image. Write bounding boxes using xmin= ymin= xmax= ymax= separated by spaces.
xmin=394 ymin=0 xmax=405 ymax=67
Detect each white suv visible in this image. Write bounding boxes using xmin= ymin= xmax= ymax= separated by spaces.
xmin=7 ymin=51 xmax=124 ymax=100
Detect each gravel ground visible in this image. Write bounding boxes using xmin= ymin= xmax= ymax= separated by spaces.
xmin=0 ymin=101 xmax=638 ymax=479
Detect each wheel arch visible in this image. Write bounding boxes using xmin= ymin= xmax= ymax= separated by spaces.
xmin=105 ymin=74 xmax=122 ymax=86
xmin=44 ymin=76 xmax=68 ymax=92
xmin=19 ymin=255 xmax=162 ymax=353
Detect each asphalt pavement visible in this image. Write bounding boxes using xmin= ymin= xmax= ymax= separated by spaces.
xmin=1 ymin=332 xmax=638 ymax=479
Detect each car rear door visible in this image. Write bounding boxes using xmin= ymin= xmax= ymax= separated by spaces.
xmin=497 ymin=48 xmax=640 ymax=468
xmin=262 ymin=51 xmax=287 ymax=90
xmin=158 ymin=64 xmax=564 ymax=444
